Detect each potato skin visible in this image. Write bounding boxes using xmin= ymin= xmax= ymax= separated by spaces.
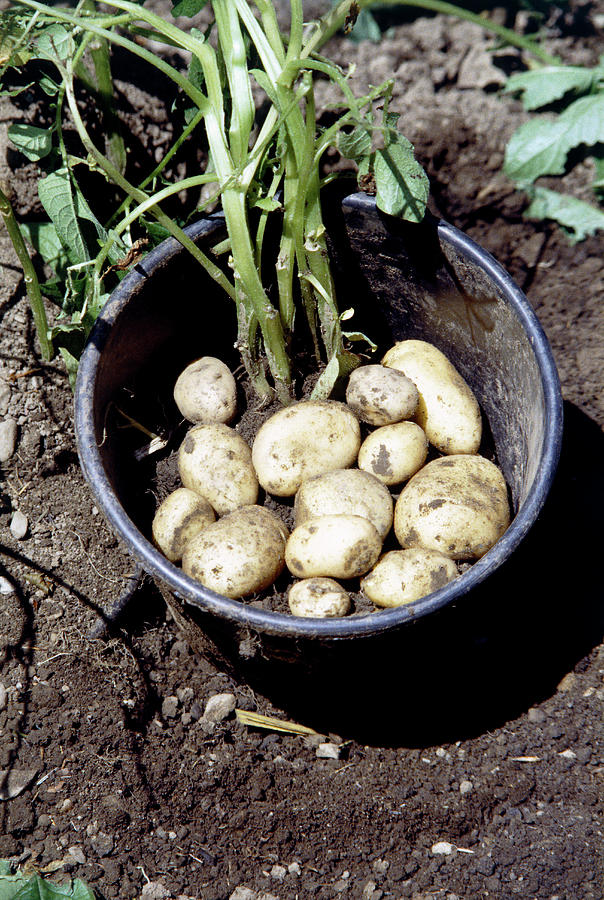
xmin=152 ymin=487 xmax=215 ymax=562
xmin=357 ymin=421 xmax=428 ymax=486
xmin=361 ymin=549 xmax=458 ymax=607
xmin=178 ymin=423 xmax=258 ymax=515
xmin=382 ymin=339 xmax=481 ymax=455
xmin=252 ymin=401 xmax=361 ymax=497
xmin=345 ymin=364 xmax=418 ymax=425
xmin=294 ymin=468 xmax=393 ymax=539
xmin=285 ymin=515 xmax=382 ymax=579
xmin=182 ymin=505 xmax=287 ymax=598
xmin=173 ymin=356 xmax=237 ymax=425
xmin=288 ymin=577 xmax=351 ymax=618
xmin=394 ymin=455 xmax=510 ymax=559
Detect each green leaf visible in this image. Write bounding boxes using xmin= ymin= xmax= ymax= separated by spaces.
xmin=20 ymin=222 xmax=70 ymax=277
xmin=372 ymin=133 xmax=429 ymax=222
xmin=347 ymin=9 xmax=382 ymax=44
xmin=38 ymin=170 xmax=90 ymax=265
xmin=337 ymin=126 xmax=371 ymax=163
xmin=524 ymin=186 xmax=604 ymax=242
xmin=171 ymin=0 xmax=209 ymax=17
xmin=558 ymin=93 xmax=604 ymax=154
xmin=35 ymin=24 xmax=74 ymax=67
xmin=7 ymin=123 xmax=53 ymax=161
xmin=504 ymin=65 xmax=598 ymax=110
xmin=0 ymin=870 xmax=96 ymax=900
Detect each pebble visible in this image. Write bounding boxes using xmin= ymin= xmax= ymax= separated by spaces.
xmin=141 ymin=883 xmax=170 ymax=900
xmin=459 ymin=779 xmax=473 ymax=795
xmin=431 ymin=841 xmax=455 ymax=855
xmin=161 ymin=696 xmax=179 ymax=719
xmin=362 ymin=881 xmax=378 ymax=900
xmin=229 ymin=888 xmax=257 ymax=900
xmin=0 ymin=576 xmax=14 ymax=595
xmin=288 ymin=862 xmax=301 ymax=876
xmin=559 ymin=748 xmax=577 ymax=760
xmin=10 ymin=510 xmax=28 ymax=540
xmin=270 ymin=865 xmax=286 ymax=881
xmin=0 ymin=683 xmax=7 ymax=711
xmin=372 ymin=859 xmax=389 ymax=877
xmin=557 ymin=672 xmax=577 ymax=692
xmin=316 ymin=742 xmax=341 ymax=759
xmin=66 ymin=846 xmax=86 ymax=865
xmin=0 ymin=417 xmax=17 ymax=461
xmin=203 ymin=692 xmax=236 ymax=723
xmin=528 ymin=707 xmax=546 ymax=723
xmin=90 ymin=831 xmax=114 ymax=857
xmin=0 ymin=382 xmax=11 ymax=416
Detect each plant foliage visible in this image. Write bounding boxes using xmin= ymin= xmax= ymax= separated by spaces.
xmin=0 ymin=860 xmax=97 ymax=900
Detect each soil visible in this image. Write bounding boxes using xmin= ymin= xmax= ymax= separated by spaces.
xmin=0 ymin=3 xmax=603 ymax=900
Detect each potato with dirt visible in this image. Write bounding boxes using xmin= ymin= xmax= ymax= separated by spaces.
xmin=151 ymin=487 xmax=215 ymax=562
xmin=182 ymin=505 xmax=287 ymax=598
xmin=178 ymin=423 xmax=258 ymax=515
xmin=382 ymin=339 xmax=482 ymax=454
xmin=361 ymin=548 xmax=458 ymax=607
xmin=288 ymin=577 xmax=351 ymax=618
xmin=394 ymin=455 xmax=510 ymax=559
xmin=294 ymin=468 xmax=393 ymax=539
xmin=357 ymin=421 xmax=428 ymax=486
xmin=173 ymin=356 xmax=237 ymax=424
xmin=345 ymin=364 xmax=419 ymax=425
xmin=252 ymin=400 xmax=361 ymax=496
xmin=285 ymin=514 xmax=382 ymax=579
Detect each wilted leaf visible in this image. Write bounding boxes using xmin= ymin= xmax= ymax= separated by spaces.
xmin=337 ymin=125 xmax=371 ymax=163
xmin=7 ymin=124 xmax=53 ymax=162
xmin=504 ymin=65 xmax=600 ymax=110
xmin=524 ymin=186 xmax=604 ymax=242
xmin=346 ymin=8 xmax=381 ymax=44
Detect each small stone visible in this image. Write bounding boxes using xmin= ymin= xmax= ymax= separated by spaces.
xmin=10 ymin=510 xmax=28 ymax=540
xmin=0 ymin=383 xmax=11 ymax=416
xmin=141 ymin=883 xmax=170 ymax=900
xmin=161 ymin=696 xmax=179 ymax=718
xmin=90 ymin=831 xmax=114 ymax=857
xmin=229 ymin=888 xmax=257 ymax=900
xmin=558 ymin=749 xmax=577 ymax=760
xmin=0 ymin=683 xmax=7 ymax=710
xmin=59 ymin=797 xmax=74 ymax=812
xmin=181 ymin=712 xmax=192 ymax=726
xmin=316 ymin=742 xmax=341 ymax=759
xmin=557 ymin=673 xmax=577 ymax=692
xmin=0 ymin=767 xmax=39 ymax=799
xmin=528 ymin=707 xmax=546 ymax=724
xmin=435 ymin=747 xmax=446 ymax=758
xmin=66 ymin=846 xmax=86 ymax=865
xmin=288 ymin=862 xmax=301 ymax=876
xmin=0 ymin=418 xmax=17 ymax=462
xmin=177 ymin=687 xmax=194 ymax=706
xmin=86 ymin=823 xmax=98 ymax=837
xmin=270 ymin=864 xmax=286 ymax=881
xmin=190 ymin=701 xmax=203 ymax=720
xmin=203 ymin=692 xmax=236 ymax=723
xmin=459 ymin=780 xmax=473 ymax=795
xmin=431 ymin=841 xmax=455 ymax=855
xmin=0 ymin=577 xmax=14 ymax=595
xmin=362 ymin=880 xmax=378 ymax=899
xmin=372 ymin=859 xmax=389 ymax=877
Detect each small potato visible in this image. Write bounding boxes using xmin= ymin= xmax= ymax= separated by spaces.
xmin=182 ymin=505 xmax=287 ymax=598
xmin=252 ymin=400 xmax=361 ymax=497
xmin=285 ymin=515 xmax=382 ymax=579
xmin=152 ymin=487 xmax=215 ymax=562
xmin=288 ymin=577 xmax=351 ymax=618
xmin=345 ymin=364 xmax=418 ymax=425
xmin=361 ymin=549 xmax=458 ymax=608
xmin=178 ymin=423 xmax=258 ymax=515
xmin=173 ymin=357 xmax=237 ymax=425
xmin=394 ymin=455 xmax=510 ymax=560
xmin=382 ymin=339 xmax=481 ymax=454
xmin=295 ymin=468 xmax=393 ymax=540
xmin=357 ymin=421 xmax=428 ymax=486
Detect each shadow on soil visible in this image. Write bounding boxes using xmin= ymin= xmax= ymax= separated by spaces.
xmin=191 ymin=401 xmax=604 ymax=749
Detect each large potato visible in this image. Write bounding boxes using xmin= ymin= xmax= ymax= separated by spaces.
xmin=252 ymin=401 xmax=361 ymax=497
xmin=357 ymin=421 xmax=428 ymax=486
xmin=285 ymin=515 xmax=382 ymax=579
xmin=345 ymin=364 xmax=418 ymax=425
xmin=361 ymin=549 xmax=458 ymax=608
xmin=394 ymin=455 xmax=510 ymax=559
xmin=288 ymin=577 xmax=351 ymax=618
xmin=178 ymin=423 xmax=258 ymax=515
xmin=152 ymin=487 xmax=215 ymax=562
xmin=182 ymin=505 xmax=287 ymax=598
xmin=382 ymin=339 xmax=482 ymax=454
xmin=173 ymin=357 xmax=237 ymax=424
xmin=295 ymin=469 xmax=393 ymax=539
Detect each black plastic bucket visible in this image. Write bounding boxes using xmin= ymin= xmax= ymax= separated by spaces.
xmin=74 ymin=193 xmax=563 ymax=673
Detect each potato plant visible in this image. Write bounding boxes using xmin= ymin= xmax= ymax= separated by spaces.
xmin=152 ymin=338 xmax=511 ymax=615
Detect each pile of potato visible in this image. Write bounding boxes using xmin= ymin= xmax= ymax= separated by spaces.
xmin=152 ymin=342 xmax=510 ymax=617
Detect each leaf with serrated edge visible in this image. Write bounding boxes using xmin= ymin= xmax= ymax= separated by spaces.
xmin=504 ymin=66 xmax=597 ymax=110
xmin=503 ymin=117 xmax=569 ymax=183
xmin=525 ymin=186 xmax=604 ymax=242
xmin=558 ymin=93 xmax=604 ymax=153
xmin=38 ymin=170 xmax=89 ymax=265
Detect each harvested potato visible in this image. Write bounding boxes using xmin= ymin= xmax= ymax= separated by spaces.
xmin=178 ymin=423 xmax=258 ymax=515
xmin=394 ymin=455 xmax=510 ymax=559
xmin=173 ymin=356 xmax=237 ymax=424
xmin=361 ymin=549 xmax=458 ymax=607
xmin=252 ymin=400 xmax=361 ymax=496
xmin=285 ymin=514 xmax=382 ymax=579
xmin=288 ymin=577 xmax=351 ymax=618
xmin=382 ymin=339 xmax=481 ymax=454
xmin=294 ymin=468 xmax=393 ymax=540
xmin=345 ymin=364 xmax=419 ymax=425
xmin=152 ymin=487 xmax=215 ymax=562
xmin=182 ymin=505 xmax=287 ymax=598
xmin=357 ymin=421 xmax=428 ymax=486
